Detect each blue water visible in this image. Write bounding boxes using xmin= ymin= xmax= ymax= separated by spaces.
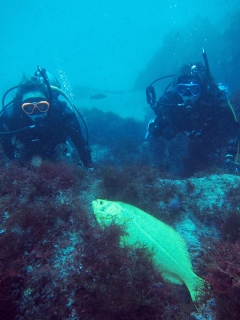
xmin=0 ymin=1 xmax=239 ymax=100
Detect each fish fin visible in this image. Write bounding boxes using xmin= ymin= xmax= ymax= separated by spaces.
xmin=161 ymin=272 xmax=184 ymax=285
xmin=185 ymin=275 xmax=206 ymax=302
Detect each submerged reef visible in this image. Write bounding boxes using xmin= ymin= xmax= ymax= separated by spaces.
xmin=0 ymin=162 xmax=191 ymax=319
xmin=0 ymin=160 xmax=240 ymax=319
xmin=1 ymin=106 xmax=240 ymax=319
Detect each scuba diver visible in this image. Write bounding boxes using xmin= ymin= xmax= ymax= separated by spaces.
xmin=145 ymin=50 xmax=240 ymax=175
xmin=0 ymin=67 xmax=93 ymax=169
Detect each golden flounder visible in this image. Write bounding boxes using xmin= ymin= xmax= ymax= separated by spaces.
xmin=92 ymin=199 xmax=205 ymax=301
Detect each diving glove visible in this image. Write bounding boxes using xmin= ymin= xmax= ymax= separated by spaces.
xmin=146 ymin=117 xmax=162 ymax=139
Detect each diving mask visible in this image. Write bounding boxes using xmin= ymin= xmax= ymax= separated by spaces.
xmin=21 ymin=101 xmax=50 ymax=115
xmin=177 ymin=83 xmax=201 ymax=96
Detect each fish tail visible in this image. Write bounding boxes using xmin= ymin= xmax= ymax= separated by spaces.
xmin=186 ymin=275 xmax=206 ymax=302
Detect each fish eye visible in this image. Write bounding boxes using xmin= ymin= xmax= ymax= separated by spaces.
xmin=99 ymin=200 xmax=103 ymax=205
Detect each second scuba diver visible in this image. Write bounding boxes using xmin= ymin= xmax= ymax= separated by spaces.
xmin=146 ymin=50 xmax=240 ymax=175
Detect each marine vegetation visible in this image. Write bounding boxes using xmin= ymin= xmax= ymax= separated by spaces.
xmin=201 ymin=239 xmax=240 ymax=320
xmin=1 ymin=108 xmax=240 ymax=319
xmin=0 ymin=161 xmax=197 ymax=320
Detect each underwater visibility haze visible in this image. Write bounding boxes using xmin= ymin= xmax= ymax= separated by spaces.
xmin=0 ymin=1 xmax=239 ymax=92
xmin=1 ymin=1 xmax=240 ymax=319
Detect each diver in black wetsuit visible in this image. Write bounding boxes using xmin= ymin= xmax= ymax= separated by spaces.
xmin=0 ymin=68 xmax=93 ymax=169
xmin=146 ymin=57 xmax=240 ymax=174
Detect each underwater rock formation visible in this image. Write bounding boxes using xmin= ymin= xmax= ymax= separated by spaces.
xmin=0 ymin=162 xmax=239 ymax=319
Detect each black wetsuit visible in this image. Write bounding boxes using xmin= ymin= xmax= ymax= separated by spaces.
xmin=0 ymin=98 xmax=92 ymax=168
xmin=149 ymin=84 xmax=240 ymax=169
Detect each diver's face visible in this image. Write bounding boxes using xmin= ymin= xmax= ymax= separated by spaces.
xmin=177 ymin=81 xmax=201 ymax=103
xmin=21 ymin=91 xmax=49 ymax=122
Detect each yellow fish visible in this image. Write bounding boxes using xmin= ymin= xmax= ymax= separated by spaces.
xmin=92 ymin=199 xmax=205 ymax=301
